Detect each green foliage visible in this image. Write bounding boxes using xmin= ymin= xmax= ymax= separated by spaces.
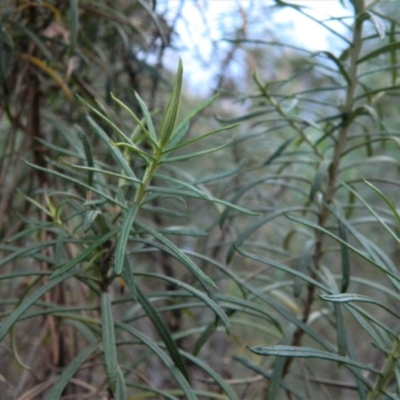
xmin=220 ymin=1 xmax=400 ymax=398
xmin=1 ymin=0 xmax=400 ymax=399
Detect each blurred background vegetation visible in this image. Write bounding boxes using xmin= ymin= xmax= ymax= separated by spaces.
xmin=1 ymin=0 xmax=400 ymax=399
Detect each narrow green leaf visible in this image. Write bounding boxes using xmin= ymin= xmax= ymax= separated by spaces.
xmin=165 ymin=122 xmax=189 ymax=152
xmin=313 ymin=51 xmax=351 ymax=84
xmin=79 ymin=131 xmax=94 ymax=186
xmin=65 ymin=320 xmax=97 ymax=345
xmin=334 ymin=303 xmax=347 ymax=357
xmin=159 ymin=59 xmax=183 ymax=146
xmin=117 ymin=323 xmax=197 ymax=400
xmin=218 ymin=294 xmax=282 ymax=332
xmin=394 ymin=364 xmax=400 ymax=396
xmin=235 ymin=356 xmax=306 ymax=399
xmin=285 ymin=213 xmax=400 ymax=284
xmin=293 ymin=240 xmax=314 ymax=297
xmin=24 ymin=160 xmax=126 ymax=209
xmin=266 ymin=352 xmax=286 ymax=400
xmin=133 ymin=92 xmax=158 ymax=145
xmin=192 ymin=164 xmax=242 ymax=185
xmin=115 ymin=204 xmax=138 ymax=275
xmin=79 ymin=96 xmax=136 ymax=146
xmin=249 ymin=345 xmax=380 ymax=373
xmin=343 ymin=181 xmax=400 ymax=245
xmin=347 ymin=304 xmax=395 ymax=345
xmin=136 ymin=286 xmax=190 ymax=380
xmin=227 ymin=207 xmax=303 ymax=263
xmin=156 ymin=227 xmax=207 ymax=237
xmin=135 ymin=221 xmax=216 ymax=288
xmin=17 ymin=190 xmax=51 ymax=218
xmin=263 ymin=136 xmax=294 ymax=166
xmin=101 ymin=293 xmax=118 ymax=393
xmin=120 ymin=256 xmax=137 ymax=300
xmin=155 ymin=173 xmax=257 ymax=216
xmin=61 ymin=159 xmax=141 ymax=185
xmin=112 ymin=141 xmax=152 ymax=163
xmin=55 ymin=231 xmax=64 ymax=264
xmin=320 ymin=293 xmax=400 ymax=320
xmin=44 ymin=343 xmax=98 ymax=400
xmin=338 ymin=215 xmax=350 ymax=293
xmin=51 ymin=230 xmax=117 ymax=279
xmin=389 ymin=22 xmax=397 ymax=85
xmin=163 ymin=140 xmax=232 ymax=163
xmin=236 ymin=247 xmax=327 ymax=293
xmin=86 ymin=116 xmax=136 ymax=179
xmin=192 ymin=322 xmax=216 ymax=356
xmin=115 ymin=366 xmax=127 ymax=400
xmin=344 ymin=105 xmax=378 ymax=127
xmin=83 ymin=210 xmax=101 ymax=232
xmin=346 ymin=333 xmax=368 ymax=400
xmin=0 ymin=240 xmax=56 ymax=268
xmin=168 ymin=96 xmax=218 ymax=149
xmin=164 ymin=124 xmax=239 ymax=154
xmin=326 ymin=200 xmax=400 ymax=292
xmin=363 ymin=179 xmax=400 ymax=226
xmin=309 ymin=159 xmax=331 ymax=201
xmin=128 ymin=383 xmax=179 ymax=399
xmin=110 ymin=93 xmax=153 ymax=145
xmin=0 ymin=268 xmax=81 ymax=342
xmin=135 ymin=272 xmax=229 ymax=333
xmin=358 ymin=42 xmax=400 ymax=64
xmin=352 ymin=277 xmax=400 ymax=303
xmin=180 ymin=350 xmax=240 ymax=400
xmin=216 ymin=109 xmax=266 ymax=124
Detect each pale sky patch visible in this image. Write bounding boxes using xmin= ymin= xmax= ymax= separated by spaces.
xmin=157 ymin=1 xmax=353 ymax=95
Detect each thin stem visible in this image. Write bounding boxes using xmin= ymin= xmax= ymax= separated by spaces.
xmin=282 ymin=0 xmax=366 ymax=379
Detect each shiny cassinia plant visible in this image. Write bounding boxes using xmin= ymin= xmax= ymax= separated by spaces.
xmin=1 ymin=0 xmax=400 ymax=399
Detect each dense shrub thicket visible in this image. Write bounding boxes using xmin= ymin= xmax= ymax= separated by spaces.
xmin=1 ymin=0 xmax=400 ymax=399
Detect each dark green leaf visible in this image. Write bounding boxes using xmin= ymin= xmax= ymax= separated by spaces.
xmin=320 ymin=293 xmax=400 ymax=320
xmin=120 ymin=256 xmax=137 ymax=300
xmin=249 ymin=345 xmax=380 ymax=373
xmin=51 ymin=230 xmax=117 ymax=279
xmin=358 ymin=42 xmax=400 ymax=64
xmin=115 ymin=204 xmax=138 ymax=275
xmin=79 ymin=131 xmax=94 ymax=186
xmin=159 ymin=59 xmax=183 ymax=146
xmin=44 ymin=343 xmax=99 ymax=400
xmin=135 ymin=221 xmax=216 ymax=288
xmin=115 ymin=366 xmax=127 ymax=400
xmin=309 ymin=159 xmax=331 ymax=201
xmin=101 ymin=293 xmax=118 ymax=393
xmin=263 ymin=136 xmax=294 ymax=166
xmin=293 ymin=240 xmax=314 ymax=297
xmin=136 ymin=285 xmax=190 ymax=380
xmin=313 ymin=51 xmax=351 ymax=84
xmin=0 ymin=268 xmax=81 ymax=342
xmin=117 ymin=323 xmax=197 ymax=400
xmin=135 ymin=272 xmax=229 ymax=333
